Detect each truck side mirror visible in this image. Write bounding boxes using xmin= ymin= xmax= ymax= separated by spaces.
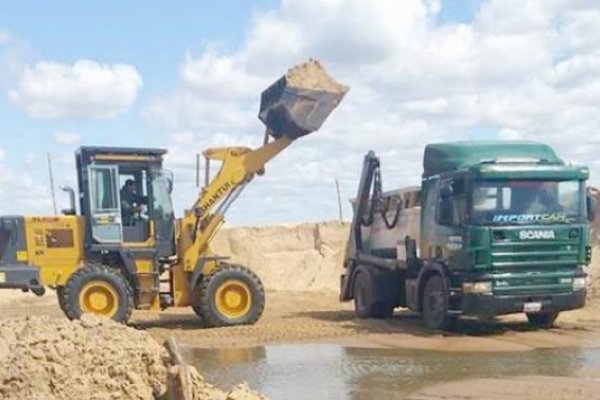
xmin=440 ymin=183 xmax=454 ymax=199
xmin=167 ymin=176 xmax=174 ymax=194
xmin=437 ymin=198 xmax=453 ymax=226
xmin=587 ymin=194 xmax=596 ymax=222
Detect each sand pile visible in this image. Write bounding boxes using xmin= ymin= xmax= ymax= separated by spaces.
xmin=286 ymin=58 xmax=348 ymax=93
xmin=0 ymin=315 xmax=266 ymax=400
xmin=212 ymin=221 xmax=350 ymax=292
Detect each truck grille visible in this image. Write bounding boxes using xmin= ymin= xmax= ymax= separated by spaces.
xmin=490 ymin=230 xmax=580 ymax=294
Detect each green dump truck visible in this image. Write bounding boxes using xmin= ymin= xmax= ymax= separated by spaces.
xmin=340 ymin=141 xmax=594 ymax=330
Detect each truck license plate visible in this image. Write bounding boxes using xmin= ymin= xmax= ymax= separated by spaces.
xmin=524 ymin=302 xmax=542 ymax=313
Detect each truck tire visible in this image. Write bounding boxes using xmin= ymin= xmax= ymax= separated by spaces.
xmin=193 ymin=264 xmax=265 ymax=328
xmin=353 ymin=271 xmax=394 ymax=319
xmin=422 ymin=274 xmax=454 ymax=330
xmin=60 ymin=264 xmax=133 ymax=323
xmin=526 ymin=312 xmax=559 ymax=329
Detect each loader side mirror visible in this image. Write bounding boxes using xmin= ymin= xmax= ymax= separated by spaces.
xmin=587 ymin=194 xmax=596 ymax=222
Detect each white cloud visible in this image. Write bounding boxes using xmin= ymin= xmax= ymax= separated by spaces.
xmin=53 ymin=131 xmax=82 ymax=145
xmin=142 ymin=0 xmax=600 ymax=224
xmin=0 ymin=30 xmax=9 ymax=44
xmin=0 ymin=161 xmax=53 ymax=215
xmin=0 ymin=147 xmax=5 ymax=161
xmin=0 ymin=30 xmax=30 ymax=85
xmin=9 ymin=59 xmax=142 ymax=119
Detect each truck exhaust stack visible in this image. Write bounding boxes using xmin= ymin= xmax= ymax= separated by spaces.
xmin=259 ymin=59 xmax=349 ymax=139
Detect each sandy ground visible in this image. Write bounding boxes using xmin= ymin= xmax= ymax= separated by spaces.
xmin=3 ymin=290 xmax=600 ymax=399
xmin=3 ymin=289 xmax=600 ymax=353
xmin=406 ymin=375 xmax=600 ymax=400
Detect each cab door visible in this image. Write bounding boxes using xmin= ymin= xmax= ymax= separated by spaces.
xmin=88 ymin=165 xmax=122 ymax=243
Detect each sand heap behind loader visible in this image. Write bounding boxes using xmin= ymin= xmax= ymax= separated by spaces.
xmin=0 ymin=59 xmax=348 ymax=327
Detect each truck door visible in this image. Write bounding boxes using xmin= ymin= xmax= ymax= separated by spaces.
xmin=88 ymin=165 xmax=122 ymax=243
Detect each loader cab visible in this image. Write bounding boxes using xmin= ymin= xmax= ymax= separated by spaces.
xmin=75 ymin=147 xmax=176 ymax=258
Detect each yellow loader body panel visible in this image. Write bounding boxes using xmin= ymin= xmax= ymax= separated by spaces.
xmin=24 ymin=216 xmax=84 ymax=286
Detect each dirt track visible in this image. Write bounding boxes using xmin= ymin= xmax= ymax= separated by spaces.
xmin=4 ymin=290 xmax=600 ymax=353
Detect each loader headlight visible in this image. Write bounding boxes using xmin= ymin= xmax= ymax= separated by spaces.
xmin=462 ymin=281 xmax=492 ymax=294
xmin=572 ymin=277 xmax=587 ymax=291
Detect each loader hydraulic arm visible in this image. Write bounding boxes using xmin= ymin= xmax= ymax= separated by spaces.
xmin=179 ymin=58 xmax=348 ymax=272
xmin=181 ymin=135 xmax=294 ymax=270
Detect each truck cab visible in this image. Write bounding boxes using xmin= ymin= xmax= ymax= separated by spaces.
xmin=342 ymin=141 xmax=593 ymax=330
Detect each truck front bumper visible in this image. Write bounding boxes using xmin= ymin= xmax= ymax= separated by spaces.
xmin=460 ymin=290 xmax=586 ymax=317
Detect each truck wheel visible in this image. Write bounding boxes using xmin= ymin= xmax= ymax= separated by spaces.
xmin=193 ymin=264 xmax=265 ymax=328
xmin=526 ymin=312 xmax=559 ymax=329
xmin=422 ymin=274 xmax=454 ymax=330
xmin=60 ymin=264 xmax=133 ymax=323
xmin=353 ymin=271 xmax=394 ymax=319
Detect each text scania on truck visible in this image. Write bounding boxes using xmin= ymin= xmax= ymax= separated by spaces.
xmin=340 ymin=141 xmax=595 ymax=330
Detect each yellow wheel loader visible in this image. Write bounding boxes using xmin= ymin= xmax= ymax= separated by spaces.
xmin=0 ymin=60 xmax=348 ymax=326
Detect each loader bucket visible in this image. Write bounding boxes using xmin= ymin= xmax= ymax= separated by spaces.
xmin=259 ymin=59 xmax=349 ymax=139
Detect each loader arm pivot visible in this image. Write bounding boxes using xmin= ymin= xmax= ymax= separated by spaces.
xmin=181 ymin=135 xmax=294 ymax=270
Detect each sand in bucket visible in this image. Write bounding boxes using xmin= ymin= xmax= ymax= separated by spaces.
xmin=259 ymin=58 xmax=349 ymax=139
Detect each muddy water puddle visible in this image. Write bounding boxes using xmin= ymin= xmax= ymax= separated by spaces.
xmin=182 ymin=344 xmax=600 ymax=400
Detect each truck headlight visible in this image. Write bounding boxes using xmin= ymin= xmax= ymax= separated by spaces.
xmin=463 ymin=281 xmax=492 ymax=294
xmin=572 ymin=277 xmax=587 ymax=291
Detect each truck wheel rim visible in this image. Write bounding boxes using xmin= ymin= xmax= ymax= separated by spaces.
xmin=215 ymin=280 xmax=252 ymax=319
xmin=79 ymin=281 xmax=119 ymax=318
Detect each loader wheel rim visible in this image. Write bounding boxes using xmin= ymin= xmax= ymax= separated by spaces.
xmin=215 ymin=280 xmax=252 ymax=319
xmin=79 ymin=281 xmax=119 ymax=318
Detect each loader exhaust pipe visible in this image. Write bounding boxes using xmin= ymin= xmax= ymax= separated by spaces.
xmin=60 ymin=185 xmax=77 ymax=216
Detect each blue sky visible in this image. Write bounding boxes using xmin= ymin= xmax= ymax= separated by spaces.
xmin=0 ymin=1 xmax=278 ymax=153
xmin=1 ymin=0 xmax=599 ymax=225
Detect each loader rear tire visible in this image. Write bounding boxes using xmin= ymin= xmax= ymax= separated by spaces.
xmin=353 ymin=271 xmax=394 ymax=319
xmin=60 ymin=264 xmax=133 ymax=323
xmin=193 ymin=264 xmax=265 ymax=328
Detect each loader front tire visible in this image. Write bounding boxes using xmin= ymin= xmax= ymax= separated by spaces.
xmin=56 ymin=286 xmax=68 ymax=313
xmin=60 ymin=264 xmax=133 ymax=323
xmin=193 ymin=264 xmax=265 ymax=328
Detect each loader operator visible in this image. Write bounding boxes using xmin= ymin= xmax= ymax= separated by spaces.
xmin=120 ymin=179 xmax=147 ymax=226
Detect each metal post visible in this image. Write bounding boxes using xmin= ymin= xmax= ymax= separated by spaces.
xmin=47 ymin=153 xmax=57 ymax=215
xmin=335 ymin=179 xmax=343 ymax=221
xmin=204 ymin=156 xmax=210 ymax=188
xmin=195 ymin=153 xmax=200 ymax=188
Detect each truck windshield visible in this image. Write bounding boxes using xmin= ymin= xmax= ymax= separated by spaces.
xmin=471 ymin=180 xmax=585 ymax=225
